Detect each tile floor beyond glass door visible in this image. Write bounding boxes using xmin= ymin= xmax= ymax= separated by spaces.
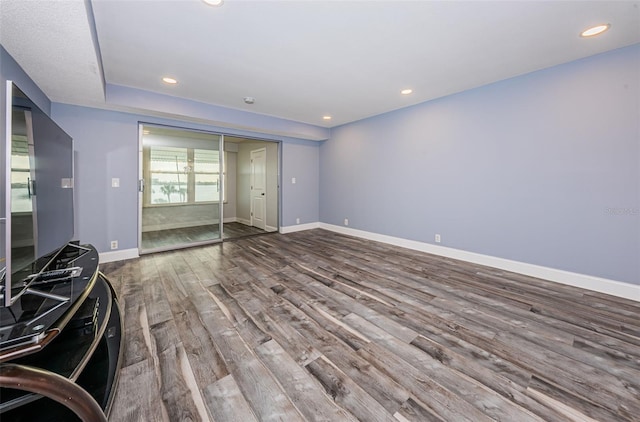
xmin=141 ymin=222 xmax=268 ymax=250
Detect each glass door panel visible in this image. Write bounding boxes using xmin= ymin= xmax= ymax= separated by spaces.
xmin=139 ymin=125 xmax=222 ymax=253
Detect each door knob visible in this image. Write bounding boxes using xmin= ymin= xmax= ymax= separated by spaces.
xmin=261 ymin=193 xmax=265 ymax=196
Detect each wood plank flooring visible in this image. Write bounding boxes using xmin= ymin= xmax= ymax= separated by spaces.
xmin=101 ymin=229 xmax=640 ymax=422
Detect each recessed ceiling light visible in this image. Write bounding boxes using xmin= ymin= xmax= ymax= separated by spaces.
xmin=323 ymin=116 xmax=332 ymax=120
xmin=162 ymin=77 xmax=178 ymax=84
xmin=580 ymin=24 xmax=610 ymax=38
xmin=401 ymin=89 xmax=413 ymax=95
xmin=202 ymin=0 xmax=224 ymax=6
xmin=244 ymin=97 xmax=255 ymax=104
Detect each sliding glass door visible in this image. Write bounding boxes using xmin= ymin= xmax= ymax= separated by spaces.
xmin=139 ymin=124 xmax=223 ymax=253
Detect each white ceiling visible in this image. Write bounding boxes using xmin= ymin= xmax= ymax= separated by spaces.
xmin=1 ymin=0 xmax=639 ymax=129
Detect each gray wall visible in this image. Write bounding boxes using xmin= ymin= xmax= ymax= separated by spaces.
xmin=51 ymin=106 xmax=139 ymax=255
xmin=282 ymin=141 xmax=320 ymax=226
xmin=9 ymin=38 xmax=636 ymax=288
xmin=320 ymin=45 xmax=640 ymax=284
xmin=2 ymin=45 xmax=321 ymax=256
xmin=50 ymin=104 xmax=320 ymax=253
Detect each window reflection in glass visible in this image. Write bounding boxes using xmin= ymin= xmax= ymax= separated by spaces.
xmin=11 ymin=136 xmax=32 ymax=213
xmin=145 ymin=146 xmax=220 ymax=205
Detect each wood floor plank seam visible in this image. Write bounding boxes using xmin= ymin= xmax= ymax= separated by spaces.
xmin=268 ymin=272 xmax=536 ymax=420
xmin=341 ymin=312 xmax=545 ymax=422
xmin=526 ymin=374 xmax=631 ymax=421
xmin=268 ymin=283 xmax=414 ymax=414
xmin=305 ymin=354 xmax=400 ymax=422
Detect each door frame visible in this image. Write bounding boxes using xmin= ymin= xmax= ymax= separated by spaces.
xmin=249 ymin=147 xmax=267 ymax=230
xmin=226 ymin=136 xmax=281 ymax=236
xmin=136 ymin=126 xmax=282 ymax=252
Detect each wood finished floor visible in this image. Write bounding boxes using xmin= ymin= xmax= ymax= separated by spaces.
xmin=101 ymin=229 xmax=640 ymax=422
xmin=141 ymin=222 xmax=269 ymax=250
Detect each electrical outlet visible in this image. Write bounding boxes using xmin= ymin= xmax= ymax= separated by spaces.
xmin=435 ymin=234 xmax=441 ymax=243
xmin=344 ymin=218 xmax=349 ymax=226
xmin=110 ymin=240 xmax=118 ymax=250
xmin=296 ymin=218 xmax=300 ymax=224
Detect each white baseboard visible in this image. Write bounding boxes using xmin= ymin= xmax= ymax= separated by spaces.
xmin=317 ymin=223 xmax=639 ymax=302
xmin=223 ymin=217 xmax=238 ymax=223
xmin=97 ymin=223 xmax=639 ymax=301
xmin=99 ymin=248 xmax=139 ymax=263
xmin=280 ymin=222 xmax=321 ymax=234
xmin=265 ymin=225 xmax=278 ymax=232
xmin=237 ymin=218 xmax=251 ymax=226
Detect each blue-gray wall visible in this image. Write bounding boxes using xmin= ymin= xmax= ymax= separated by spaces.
xmin=1 ymin=45 xmax=51 ymax=114
xmin=3 ymin=44 xmax=322 ymax=257
xmin=51 ymin=103 xmax=321 ymax=254
xmin=320 ymin=44 xmax=640 ymax=285
xmin=4 ymin=42 xmax=639 ymax=285
xmin=282 ymin=141 xmax=320 ymax=225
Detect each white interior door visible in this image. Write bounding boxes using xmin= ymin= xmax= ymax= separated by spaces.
xmin=250 ymin=148 xmax=266 ymax=230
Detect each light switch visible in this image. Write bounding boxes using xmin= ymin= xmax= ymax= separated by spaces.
xmin=112 ymin=178 xmax=120 ymax=188
xmin=292 ymin=177 xmax=296 ymax=184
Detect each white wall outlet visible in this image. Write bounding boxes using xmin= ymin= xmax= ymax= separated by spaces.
xmin=110 ymin=240 xmax=118 ymax=250
xmin=435 ymin=234 xmax=441 ymax=243
xmin=292 ymin=177 xmax=296 ymax=184
xmin=344 ymin=218 xmax=349 ymax=226
xmin=296 ymin=217 xmax=300 ymax=224
xmin=111 ymin=178 xmax=120 ymax=188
